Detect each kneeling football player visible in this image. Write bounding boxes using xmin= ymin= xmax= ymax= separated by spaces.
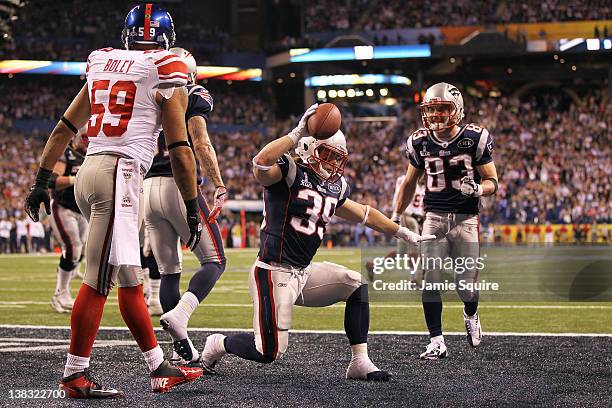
xmin=201 ymin=105 xmax=435 ymax=381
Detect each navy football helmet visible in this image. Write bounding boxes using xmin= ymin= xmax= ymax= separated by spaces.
xmin=121 ymin=3 xmax=176 ymax=50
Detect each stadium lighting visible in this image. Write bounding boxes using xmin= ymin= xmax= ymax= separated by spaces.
xmin=317 ymin=90 xmax=327 ymax=99
xmin=289 ymin=44 xmax=431 ymax=63
xmin=337 ymin=90 xmax=346 ymax=98
xmin=365 ymin=89 xmax=374 ymax=97
xmin=604 ymin=39 xmax=612 ymax=49
xmin=328 ymin=90 xmax=338 ymax=98
xmin=305 ymin=74 xmax=410 ymax=87
xmin=380 ymin=88 xmax=389 ymax=96
xmin=347 ymin=89 xmax=356 ymax=98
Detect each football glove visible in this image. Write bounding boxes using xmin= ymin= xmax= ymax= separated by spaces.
xmin=24 ymin=167 xmax=53 ymax=222
xmin=395 ymin=226 xmax=436 ymax=244
xmin=288 ymin=103 xmax=318 ymax=145
xmin=207 ymin=186 xmax=227 ymax=223
xmin=460 ymin=176 xmax=482 ymax=197
xmin=184 ymin=198 xmax=202 ymax=251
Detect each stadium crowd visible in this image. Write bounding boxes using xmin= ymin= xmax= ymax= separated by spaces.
xmin=0 ymin=82 xmax=609 ymax=251
xmin=305 ymin=0 xmax=612 ymax=32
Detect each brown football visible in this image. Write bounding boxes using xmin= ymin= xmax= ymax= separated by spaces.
xmin=307 ymin=103 xmax=341 ymax=139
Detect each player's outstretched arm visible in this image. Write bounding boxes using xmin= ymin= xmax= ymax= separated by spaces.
xmin=392 ymin=163 xmax=423 ymax=222
xmin=161 ymin=87 xmax=201 ymax=249
xmin=335 ymin=199 xmax=435 ymax=243
xmin=252 ymin=104 xmax=318 ymax=186
xmin=24 ymin=84 xmax=90 ymax=221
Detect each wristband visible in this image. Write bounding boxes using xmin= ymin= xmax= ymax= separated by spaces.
xmin=48 ymin=173 xmax=58 ymax=189
xmin=484 ymin=177 xmax=498 ymax=194
xmin=60 ymin=116 xmax=78 ymax=134
xmin=287 ymin=131 xmax=300 ymax=146
xmin=184 ymin=198 xmax=199 ymax=215
xmin=34 ymin=167 xmax=53 ymax=189
xmin=168 ymin=140 xmax=191 ymax=150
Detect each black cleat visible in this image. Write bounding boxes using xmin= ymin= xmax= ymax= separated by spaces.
xmin=59 ymin=369 xmax=124 ymax=399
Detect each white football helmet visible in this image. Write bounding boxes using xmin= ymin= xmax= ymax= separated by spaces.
xmin=170 ymin=47 xmax=197 ymax=84
xmin=420 ymin=82 xmax=464 ymax=132
xmin=295 ymin=130 xmax=348 ymax=182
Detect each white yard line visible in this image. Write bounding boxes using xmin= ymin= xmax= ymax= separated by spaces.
xmin=1 ymin=324 xmax=611 ymax=337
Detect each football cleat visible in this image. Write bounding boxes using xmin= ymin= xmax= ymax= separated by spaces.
xmin=419 ymin=340 xmax=447 ymax=360
xmin=160 ymin=309 xmax=188 ymax=342
xmin=464 ymin=311 xmax=482 ymax=347
xmin=51 ymin=290 xmax=73 ymax=313
xmin=200 ymin=333 xmax=227 ymax=375
xmin=346 ymin=356 xmax=391 ymax=382
xmin=170 ymin=338 xmax=200 ymax=366
xmin=150 ymin=360 xmax=202 ymax=393
xmin=59 ymin=369 xmax=124 ymax=399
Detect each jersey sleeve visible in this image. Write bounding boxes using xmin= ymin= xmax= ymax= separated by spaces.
xmin=268 ymin=154 xmax=298 ymax=188
xmin=154 ymin=51 xmax=189 ymax=88
xmin=337 ymin=177 xmax=351 ymax=207
xmin=186 ymin=86 xmax=213 ymax=121
xmin=406 ymin=131 xmax=425 ymax=169
xmin=474 ymin=128 xmax=494 ymax=166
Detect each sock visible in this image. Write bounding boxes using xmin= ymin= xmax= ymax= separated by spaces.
xmin=160 ymin=273 xmax=181 ymax=312
xmin=422 ymin=289 xmax=443 ymax=337
xmin=344 ymin=284 xmax=369 ymax=345
xmin=464 ymin=301 xmax=478 ymax=317
xmin=187 ymin=262 xmax=225 ymax=302
xmin=143 ymin=345 xmax=165 ymax=372
xmin=118 ymin=285 xmax=158 ymax=352
xmin=146 ymin=254 xmax=160 ymax=279
xmin=176 ymin=291 xmax=199 ymax=319
xmin=150 ymin=278 xmax=161 ymax=304
xmin=69 ymin=284 xmax=107 ymax=357
xmin=63 ymin=353 xmax=90 ymax=378
xmin=350 ymin=343 xmax=368 ymax=359
xmin=55 ymin=266 xmax=72 ymax=294
xmin=224 ymin=333 xmax=273 ymax=364
xmin=431 ymin=335 xmax=445 ymax=344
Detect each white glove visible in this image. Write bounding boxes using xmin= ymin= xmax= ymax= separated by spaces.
xmin=395 ymin=226 xmax=437 ymax=244
xmin=207 ymin=186 xmax=227 ymax=222
xmin=460 ymin=176 xmax=482 ymax=197
xmin=288 ymin=103 xmax=318 ymax=145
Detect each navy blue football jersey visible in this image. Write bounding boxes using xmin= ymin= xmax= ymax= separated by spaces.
xmin=53 ymin=145 xmax=84 ymax=213
xmin=145 ymin=84 xmax=213 ymax=183
xmin=259 ymin=154 xmax=351 ymax=268
xmin=406 ymin=124 xmax=494 ymax=214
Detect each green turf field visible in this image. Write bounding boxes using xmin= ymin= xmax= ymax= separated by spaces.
xmin=0 ymin=247 xmax=610 ymax=333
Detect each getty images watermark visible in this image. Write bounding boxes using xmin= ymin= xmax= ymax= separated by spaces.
xmin=369 ymin=253 xmax=500 ymax=292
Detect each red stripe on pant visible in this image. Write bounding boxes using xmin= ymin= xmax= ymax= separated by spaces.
xmin=254 ymin=265 xmax=278 ymax=360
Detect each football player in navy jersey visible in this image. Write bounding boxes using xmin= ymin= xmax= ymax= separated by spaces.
xmin=200 ymin=104 xmax=435 ymax=381
xmin=143 ymin=47 xmax=227 ymax=366
xmin=49 ymin=131 xmax=87 ymax=313
xmin=393 ymin=82 xmax=499 ymax=359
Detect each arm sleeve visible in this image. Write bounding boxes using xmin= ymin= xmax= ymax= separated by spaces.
xmin=186 ymin=86 xmax=213 ymax=121
xmin=475 ymin=129 xmax=494 ymax=166
xmin=337 ymin=177 xmax=351 ymax=208
xmin=406 ymin=134 xmax=425 ymax=169
xmin=154 ymin=52 xmax=189 ymax=88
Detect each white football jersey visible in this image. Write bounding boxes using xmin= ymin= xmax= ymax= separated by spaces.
xmin=85 ymin=47 xmax=188 ymax=172
xmin=393 ymin=176 xmax=425 ymax=217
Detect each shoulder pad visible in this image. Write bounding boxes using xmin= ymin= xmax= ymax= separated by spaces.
xmin=464 ymin=123 xmax=486 ymax=135
xmin=411 ymin=128 xmax=429 ymax=140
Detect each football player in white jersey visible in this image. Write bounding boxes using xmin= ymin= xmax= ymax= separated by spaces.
xmin=24 ymin=4 xmax=203 ymax=398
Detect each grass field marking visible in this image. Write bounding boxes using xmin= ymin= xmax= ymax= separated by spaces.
xmin=0 ymin=337 xmax=171 ymax=353
xmin=2 ymin=325 xmax=611 ymax=337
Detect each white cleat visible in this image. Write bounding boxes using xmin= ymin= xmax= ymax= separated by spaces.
xmin=148 ymin=300 xmax=163 ymax=316
xmin=346 ymin=356 xmax=391 ymax=381
xmin=464 ymin=311 xmax=482 ymax=347
xmin=51 ymin=290 xmax=73 ymax=313
xmin=419 ymin=340 xmax=447 ymax=360
xmin=160 ymin=309 xmax=188 ymax=341
xmin=200 ymin=334 xmax=227 ymax=374
xmin=170 ymin=337 xmax=201 ymax=367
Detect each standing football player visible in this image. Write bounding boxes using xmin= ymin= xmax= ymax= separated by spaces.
xmin=49 ymin=131 xmax=87 ymax=313
xmin=393 ymin=82 xmax=498 ymax=359
xmin=144 ymin=46 xmax=227 ymax=366
xmin=200 ymin=105 xmax=435 ymax=381
xmin=24 ymin=4 xmax=203 ymax=397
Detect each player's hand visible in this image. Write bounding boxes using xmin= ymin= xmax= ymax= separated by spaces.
xmin=288 ymin=103 xmax=318 ymax=144
xmin=391 ymin=212 xmax=401 ymax=225
xmin=208 ymin=185 xmax=227 ymax=223
xmin=394 ymin=226 xmax=436 ymax=244
xmin=24 ymin=185 xmax=50 ymax=222
xmin=460 ymin=176 xmax=482 ymax=197
xmin=184 ymin=198 xmax=202 ymax=250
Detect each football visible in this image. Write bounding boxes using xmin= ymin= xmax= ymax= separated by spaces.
xmin=307 ymin=103 xmax=341 ymax=139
